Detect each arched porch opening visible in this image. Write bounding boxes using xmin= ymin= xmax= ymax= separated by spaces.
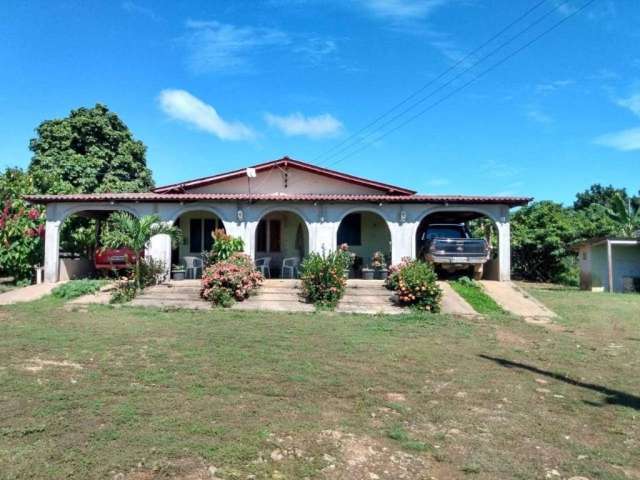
xmin=254 ymin=210 xmax=308 ymax=278
xmin=415 ymin=210 xmax=500 ymax=280
xmin=54 ymin=207 xmax=139 ymax=281
xmin=337 ymin=210 xmax=391 ymax=279
xmin=171 ymin=209 xmax=225 ymax=278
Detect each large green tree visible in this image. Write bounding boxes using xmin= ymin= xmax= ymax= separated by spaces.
xmin=511 ymin=201 xmax=579 ymax=284
xmin=28 ymin=104 xmax=154 ymax=194
xmin=573 ymin=183 xmax=636 ymax=210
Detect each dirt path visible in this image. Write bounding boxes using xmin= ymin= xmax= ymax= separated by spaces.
xmin=438 ymin=281 xmax=478 ymax=317
xmin=479 ymin=280 xmax=556 ymax=322
xmin=0 ymin=282 xmax=64 ymax=306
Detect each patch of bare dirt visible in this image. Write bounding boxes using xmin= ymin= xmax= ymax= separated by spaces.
xmin=115 ymin=458 xmax=220 ymax=480
xmin=495 ymin=329 xmax=528 ymax=347
xmin=384 ymin=392 xmax=407 ymax=402
xmin=317 ymin=430 xmax=430 ymax=480
xmin=22 ymin=358 xmax=84 ymax=372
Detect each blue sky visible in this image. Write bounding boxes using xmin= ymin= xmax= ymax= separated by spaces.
xmin=0 ymin=0 xmax=638 ymax=204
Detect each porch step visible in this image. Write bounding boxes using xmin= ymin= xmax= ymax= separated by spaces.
xmin=231 ymin=300 xmax=314 ymax=312
xmin=336 ymin=280 xmax=404 ymax=315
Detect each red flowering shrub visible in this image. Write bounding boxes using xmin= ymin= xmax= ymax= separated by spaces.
xmin=385 ymin=258 xmax=442 ymax=312
xmin=0 ymin=168 xmax=45 ymax=281
xmin=200 ymin=252 xmax=263 ymax=307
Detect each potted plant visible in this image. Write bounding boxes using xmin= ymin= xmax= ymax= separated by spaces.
xmin=338 ymin=243 xmax=355 ymax=278
xmin=171 ymin=264 xmax=186 ymax=281
xmin=362 ymin=267 xmax=375 ymax=280
xmin=371 ymin=251 xmax=388 ymax=280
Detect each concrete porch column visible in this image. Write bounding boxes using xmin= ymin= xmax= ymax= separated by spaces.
xmin=496 ymin=220 xmax=511 ymax=281
xmin=390 ymin=222 xmax=414 ymax=265
xmin=44 ymin=219 xmax=61 ymax=283
xmin=147 ymin=230 xmax=173 ymax=278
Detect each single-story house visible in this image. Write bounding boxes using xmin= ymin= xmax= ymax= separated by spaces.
xmin=574 ymin=237 xmax=640 ymax=293
xmin=25 ymin=156 xmax=531 ymax=283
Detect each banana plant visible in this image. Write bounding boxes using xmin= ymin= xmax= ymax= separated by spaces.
xmin=606 ymin=193 xmax=640 ymax=237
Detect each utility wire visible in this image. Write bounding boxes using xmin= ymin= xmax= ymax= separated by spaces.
xmin=326 ymin=0 xmax=597 ymax=169
xmin=319 ymin=0 xmax=578 ymax=166
xmin=312 ymin=0 xmax=548 ymax=163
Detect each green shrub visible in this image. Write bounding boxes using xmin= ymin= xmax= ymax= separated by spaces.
xmin=109 ymin=257 xmax=166 ymax=303
xmin=385 ymin=258 xmax=442 ymax=312
xmin=51 ymin=279 xmax=105 ymax=300
xmin=202 ymin=230 xmax=245 ymax=266
xmin=200 ymin=253 xmax=263 ymax=307
xmin=299 ymin=249 xmax=351 ymax=308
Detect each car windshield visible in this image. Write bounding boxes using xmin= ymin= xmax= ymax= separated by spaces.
xmin=423 ymin=226 xmax=466 ymax=240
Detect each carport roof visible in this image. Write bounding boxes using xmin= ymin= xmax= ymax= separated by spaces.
xmin=24 ymin=192 xmax=532 ymax=207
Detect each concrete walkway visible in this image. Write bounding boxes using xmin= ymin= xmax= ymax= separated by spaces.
xmin=336 ymin=280 xmax=404 ymax=315
xmin=479 ymin=280 xmax=556 ymax=322
xmin=0 ymin=282 xmax=64 ymax=306
xmin=438 ymin=281 xmax=478 ymax=317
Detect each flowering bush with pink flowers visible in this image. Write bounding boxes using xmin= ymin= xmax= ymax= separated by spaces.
xmin=200 ymin=252 xmax=263 ymax=307
xmin=0 ymin=168 xmax=44 ymax=281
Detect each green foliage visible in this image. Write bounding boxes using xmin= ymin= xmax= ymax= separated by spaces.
xmin=511 ymin=201 xmax=579 ymax=283
xmin=51 ymin=279 xmax=105 ymax=300
xmin=573 ymin=183 xmax=637 ymax=211
xmin=605 ymin=193 xmax=640 ymax=237
xmin=386 ymin=259 xmax=442 ymax=312
xmin=299 ymin=250 xmax=350 ymax=308
xmin=202 ymin=229 xmax=245 ymax=267
xmin=0 ymin=167 xmax=44 ymax=281
xmin=28 ymin=104 xmax=154 ymax=194
xmin=200 ymin=252 xmax=263 ymax=307
xmin=109 ymin=257 xmax=167 ymax=303
xmin=101 ymin=212 xmax=180 ymax=289
xmin=60 ymin=217 xmax=97 ymax=257
xmin=450 ymin=277 xmax=503 ymax=314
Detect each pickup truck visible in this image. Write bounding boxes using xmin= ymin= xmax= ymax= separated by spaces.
xmin=417 ymin=223 xmax=490 ymax=279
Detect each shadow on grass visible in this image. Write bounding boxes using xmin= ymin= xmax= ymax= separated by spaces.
xmin=479 ymin=354 xmax=640 ymax=411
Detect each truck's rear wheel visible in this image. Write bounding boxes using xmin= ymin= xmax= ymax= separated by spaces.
xmin=473 ymin=264 xmax=484 ymax=280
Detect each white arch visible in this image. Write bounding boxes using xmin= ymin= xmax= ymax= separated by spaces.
xmin=167 ymin=204 xmax=229 ymax=230
xmin=334 ymin=207 xmax=392 ymax=248
xmin=59 ymin=204 xmax=140 ymax=223
xmin=410 ymin=205 xmax=501 ymax=246
xmin=250 ymin=206 xmax=311 ymax=262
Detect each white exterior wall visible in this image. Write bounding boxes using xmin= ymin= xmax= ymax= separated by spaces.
xmin=42 ymin=200 xmax=511 ymax=282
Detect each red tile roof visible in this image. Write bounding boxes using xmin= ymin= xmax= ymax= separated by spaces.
xmin=24 ymin=192 xmax=532 ymax=207
xmin=152 ymin=156 xmax=417 ymax=195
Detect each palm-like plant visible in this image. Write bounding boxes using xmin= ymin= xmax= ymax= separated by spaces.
xmin=606 ymin=193 xmax=640 ymax=237
xmin=100 ymin=212 xmax=182 ymax=288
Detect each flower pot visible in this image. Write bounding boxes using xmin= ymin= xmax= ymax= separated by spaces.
xmin=343 ymin=269 xmax=350 ymax=279
xmin=172 ymin=270 xmax=186 ymax=281
xmin=362 ymin=268 xmax=375 ymax=280
xmin=375 ymin=269 xmax=388 ymax=280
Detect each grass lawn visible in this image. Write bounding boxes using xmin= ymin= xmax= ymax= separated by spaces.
xmin=1 ymin=288 xmax=639 ymax=479
xmin=449 ymin=280 xmax=503 ymax=315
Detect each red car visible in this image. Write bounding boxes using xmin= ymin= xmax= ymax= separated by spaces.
xmin=95 ymin=247 xmax=141 ymax=271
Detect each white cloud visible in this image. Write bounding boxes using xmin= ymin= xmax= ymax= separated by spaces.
xmin=617 ymin=93 xmax=640 ymax=117
xmin=183 ymin=20 xmax=290 ymax=73
xmin=158 ymin=89 xmax=255 ymax=141
xmin=535 ymin=79 xmax=574 ymax=94
xmin=595 ymin=127 xmax=640 ymax=152
xmin=121 ymin=1 xmax=160 ymax=21
xmin=526 ymin=106 xmax=553 ymax=124
xmin=361 ymin=0 xmax=450 ymax=19
xmin=264 ymin=112 xmax=343 ymax=139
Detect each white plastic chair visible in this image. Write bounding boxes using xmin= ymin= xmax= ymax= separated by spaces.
xmin=183 ymin=256 xmax=203 ymax=279
xmin=255 ymin=257 xmax=271 ymax=278
xmin=281 ymin=257 xmax=300 ymax=279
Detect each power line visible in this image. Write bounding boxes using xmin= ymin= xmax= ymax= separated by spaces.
xmin=319 ymin=0 xmax=578 ymax=166
xmin=325 ymin=0 xmax=597 ymax=169
xmin=312 ymin=0 xmax=548 ymax=163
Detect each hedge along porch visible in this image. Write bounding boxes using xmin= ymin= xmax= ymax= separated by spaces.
xmin=26 ymin=157 xmax=531 ymax=283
